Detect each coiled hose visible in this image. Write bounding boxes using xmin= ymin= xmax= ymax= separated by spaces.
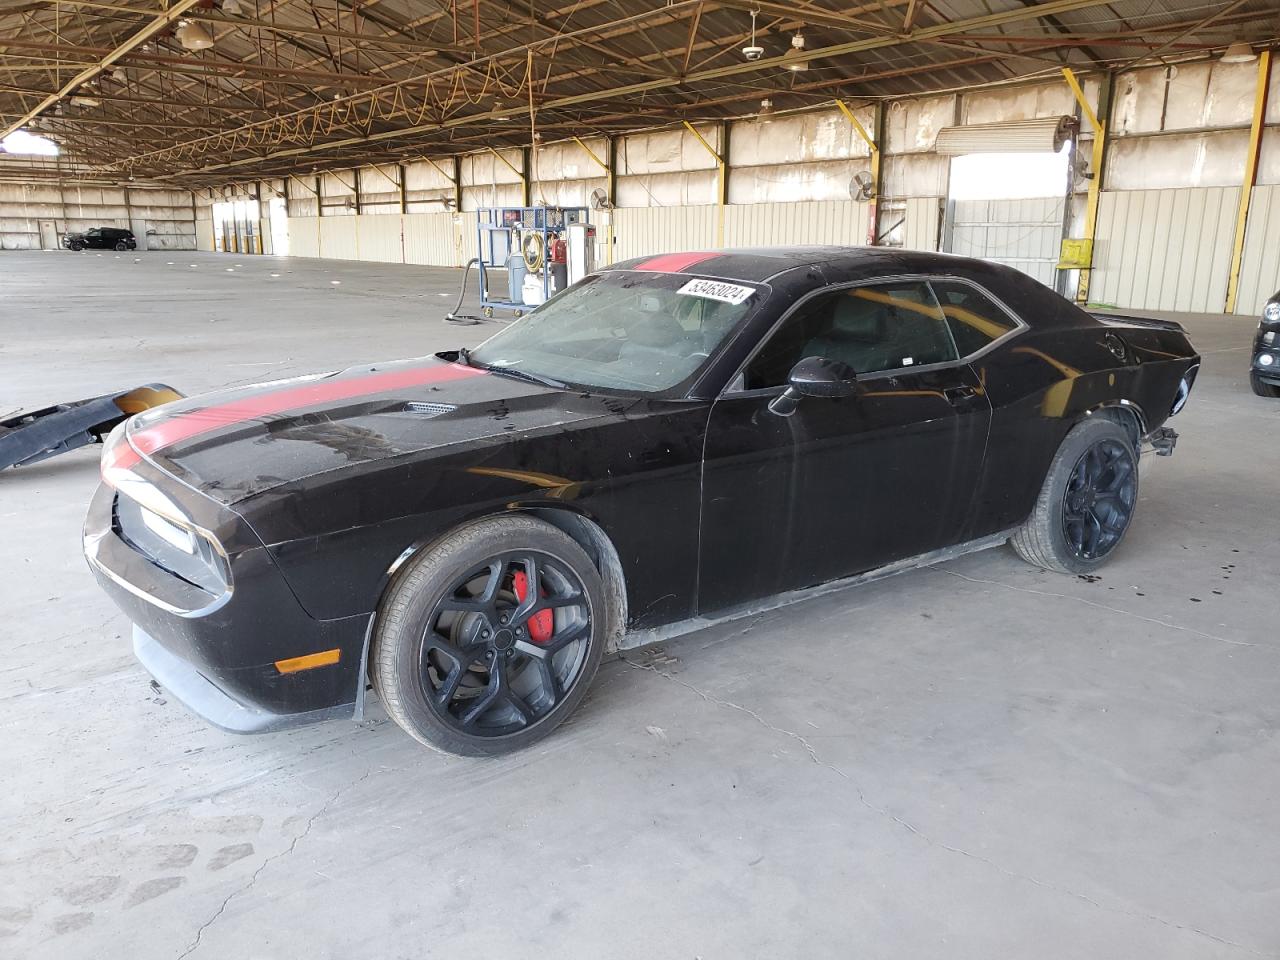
xmin=444 ymin=257 xmax=484 ymax=325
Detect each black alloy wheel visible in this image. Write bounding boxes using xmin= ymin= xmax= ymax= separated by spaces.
xmin=1011 ymin=417 xmax=1139 ymax=574
xmin=421 ymin=552 xmax=591 ymax=737
xmin=1060 ymin=438 xmax=1137 ymax=561
xmin=370 ymin=515 xmax=607 ymax=755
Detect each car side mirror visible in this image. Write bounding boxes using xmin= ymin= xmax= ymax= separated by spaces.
xmin=768 ymin=356 xmax=858 ymax=416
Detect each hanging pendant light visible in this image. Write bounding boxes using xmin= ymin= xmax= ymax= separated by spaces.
xmin=784 ymin=33 xmax=809 ymax=72
xmin=1221 ymin=42 xmax=1256 ymax=63
xmin=176 ymin=20 xmax=215 ymax=51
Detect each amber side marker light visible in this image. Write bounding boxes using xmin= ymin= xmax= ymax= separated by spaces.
xmin=275 ymin=649 xmax=342 ymax=674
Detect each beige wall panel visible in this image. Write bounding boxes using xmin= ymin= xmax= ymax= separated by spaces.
xmin=196 ymin=219 xmax=215 ymax=251
xmin=612 ymin=206 xmax=717 ymax=261
xmin=287 ymin=216 xmax=321 ymax=258
xmin=318 ymin=216 xmax=358 ymax=259
xmin=1091 ymin=187 xmax=1239 ymax=312
xmin=723 ymin=200 xmax=870 ymax=247
xmin=357 ymin=214 xmax=404 ymax=263
xmin=904 ymin=197 xmax=942 ymax=251
xmin=1236 ymin=184 xmax=1280 ymax=315
xmin=403 ymin=211 xmax=463 ymax=266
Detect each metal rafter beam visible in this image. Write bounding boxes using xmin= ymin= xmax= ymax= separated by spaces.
xmin=1 ymin=0 xmax=201 ymax=140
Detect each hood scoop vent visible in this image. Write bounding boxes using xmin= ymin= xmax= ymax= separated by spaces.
xmin=403 ymin=401 xmax=457 ymax=418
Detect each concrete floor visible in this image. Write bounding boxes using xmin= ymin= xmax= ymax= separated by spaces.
xmin=1 ymin=250 xmax=1278 ymax=959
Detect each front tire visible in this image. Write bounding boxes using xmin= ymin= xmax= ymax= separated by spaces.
xmin=1250 ymin=373 xmax=1280 ymax=398
xmin=69 ymin=241 xmax=83 ymax=251
xmin=1011 ymin=418 xmax=1139 ymax=574
xmin=370 ymin=516 xmax=607 ymax=756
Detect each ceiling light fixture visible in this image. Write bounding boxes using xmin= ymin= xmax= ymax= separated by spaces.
xmin=784 ymin=33 xmax=809 ymax=72
xmin=176 ymin=20 xmax=214 ymax=51
xmin=1221 ymin=42 xmax=1256 ymax=63
xmin=758 ymin=97 xmax=775 ymax=116
xmin=741 ymin=10 xmax=764 ymax=62
xmin=222 ymin=0 xmax=244 ymax=15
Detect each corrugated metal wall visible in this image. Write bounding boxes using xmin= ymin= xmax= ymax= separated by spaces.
xmin=1236 ymin=184 xmax=1280 ymax=315
xmin=903 ymin=197 xmax=941 ymax=251
xmin=612 ymin=206 xmax=717 ymax=260
xmin=403 ymin=212 xmax=476 ymax=266
xmin=724 ymin=200 xmax=870 ymax=247
xmin=355 ymin=215 xmax=403 ymax=263
xmin=1090 ymin=187 xmax=1239 ymax=312
xmin=318 ymin=217 xmax=358 ymax=260
xmin=612 ymin=201 xmax=870 ymax=261
xmin=1 ymin=182 xmax=196 ymax=250
xmin=288 ymin=217 xmax=321 ymax=258
xmin=196 ymin=219 xmax=215 ymax=252
xmin=283 ymin=212 xmax=479 ymax=267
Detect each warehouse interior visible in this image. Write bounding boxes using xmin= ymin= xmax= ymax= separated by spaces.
xmin=2 ymin=1 xmax=1279 ymax=957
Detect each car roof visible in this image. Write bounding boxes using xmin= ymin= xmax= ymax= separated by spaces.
xmin=607 ymin=245 xmax=1003 ymax=284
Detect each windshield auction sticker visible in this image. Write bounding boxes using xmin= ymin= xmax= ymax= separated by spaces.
xmin=675 ymin=278 xmax=755 ymax=305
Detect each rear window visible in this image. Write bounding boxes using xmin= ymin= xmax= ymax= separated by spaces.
xmin=930 ymin=280 xmax=1020 ymax=357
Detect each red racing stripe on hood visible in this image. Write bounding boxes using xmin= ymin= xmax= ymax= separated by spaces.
xmin=108 ymin=362 xmax=484 ymax=471
xmin=634 ymin=251 xmax=719 ymax=273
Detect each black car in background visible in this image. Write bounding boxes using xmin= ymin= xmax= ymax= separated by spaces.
xmin=64 ymin=226 xmax=136 ymax=251
xmin=84 ymin=246 xmax=1201 ymax=756
xmin=1251 ymin=292 xmax=1280 ymax=397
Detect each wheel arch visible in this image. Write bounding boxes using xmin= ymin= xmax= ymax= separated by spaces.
xmin=1083 ymin=399 xmax=1146 ymax=449
xmin=353 ymin=505 xmax=628 ymax=719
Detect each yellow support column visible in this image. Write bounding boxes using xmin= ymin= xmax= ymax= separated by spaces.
xmin=1226 ymin=49 xmax=1273 ymax=314
xmin=683 ymin=121 xmax=726 ymax=247
xmin=573 ymin=135 xmax=615 ymax=264
xmin=1063 ymin=67 xmax=1108 ymax=304
xmin=835 ymin=99 xmax=881 ymax=244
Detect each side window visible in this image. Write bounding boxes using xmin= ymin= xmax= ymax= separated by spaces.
xmin=930 ymin=280 xmax=1020 ymax=358
xmin=745 ymin=281 xmax=958 ymax=389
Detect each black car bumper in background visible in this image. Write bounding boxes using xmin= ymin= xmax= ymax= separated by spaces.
xmin=84 ymin=480 xmax=368 ymax=733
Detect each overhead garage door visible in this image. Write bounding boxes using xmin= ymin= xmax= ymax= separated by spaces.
xmin=944 ymin=197 xmax=1066 ymax=288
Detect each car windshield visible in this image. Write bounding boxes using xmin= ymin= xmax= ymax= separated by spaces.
xmin=468 ymin=271 xmax=763 ymax=394
xmin=86 ymin=228 xmax=101 ymax=236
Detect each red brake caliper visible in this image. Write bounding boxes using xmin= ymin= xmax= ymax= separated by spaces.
xmin=512 ymin=569 xmax=553 ymax=643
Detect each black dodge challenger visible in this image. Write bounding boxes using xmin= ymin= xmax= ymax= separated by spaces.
xmin=85 ymin=247 xmax=1200 ymax=755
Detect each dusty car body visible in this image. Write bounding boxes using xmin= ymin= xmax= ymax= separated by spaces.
xmin=84 ymin=247 xmax=1200 ymax=753
xmin=1250 ymin=292 xmax=1280 ymax=397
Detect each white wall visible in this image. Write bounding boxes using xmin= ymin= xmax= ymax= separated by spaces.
xmin=1 ymin=180 xmax=196 ymax=250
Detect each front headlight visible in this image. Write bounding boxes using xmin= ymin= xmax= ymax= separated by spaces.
xmin=1264 ymin=302 xmax=1280 ymax=323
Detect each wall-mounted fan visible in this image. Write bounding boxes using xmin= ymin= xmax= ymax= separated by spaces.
xmin=849 ymin=171 xmax=875 ymax=201
xmin=589 ymin=187 xmax=613 ymax=211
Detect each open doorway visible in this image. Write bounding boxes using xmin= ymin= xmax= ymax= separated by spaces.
xmin=268 ymin=196 xmax=289 ymax=256
xmin=943 ymin=146 xmax=1071 ymax=291
xmin=211 ymin=199 xmax=262 ymax=253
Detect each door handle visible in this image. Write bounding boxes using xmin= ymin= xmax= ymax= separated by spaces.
xmin=944 ymin=384 xmax=979 ymax=404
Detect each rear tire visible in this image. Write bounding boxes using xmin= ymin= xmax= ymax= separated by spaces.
xmin=114 ymin=241 xmax=128 ymax=251
xmin=1250 ymin=373 xmax=1280 ymax=398
xmin=370 ymin=516 xmax=607 ymax=756
xmin=1010 ymin=418 xmax=1139 ymax=574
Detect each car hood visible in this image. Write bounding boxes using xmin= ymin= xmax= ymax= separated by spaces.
xmin=123 ymin=356 xmax=628 ymax=505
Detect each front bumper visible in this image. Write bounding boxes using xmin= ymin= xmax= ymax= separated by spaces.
xmin=84 ymin=478 xmax=368 ymax=732
xmin=133 ymin=626 xmax=355 ymax=733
